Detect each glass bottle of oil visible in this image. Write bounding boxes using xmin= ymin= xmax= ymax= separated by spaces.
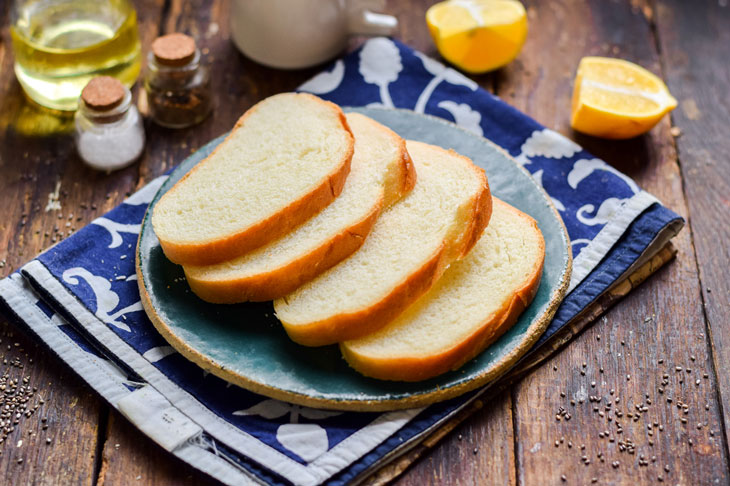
xmin=10 ymin=0 xmax=141 ymax=111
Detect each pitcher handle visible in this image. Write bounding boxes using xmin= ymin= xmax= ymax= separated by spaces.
xmin=347 ymin=0 xmax=398 ymax=36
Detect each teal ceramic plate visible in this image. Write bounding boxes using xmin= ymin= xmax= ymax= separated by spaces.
xmin=137 ymin=107 xmax=572 ymax=411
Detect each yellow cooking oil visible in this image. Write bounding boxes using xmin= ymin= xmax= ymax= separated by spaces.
xmin=11 ymin=0 xmax=141 ymax=111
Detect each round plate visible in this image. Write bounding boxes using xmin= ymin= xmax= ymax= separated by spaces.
xmin=137 ymin=107 xmax=571 ymax=411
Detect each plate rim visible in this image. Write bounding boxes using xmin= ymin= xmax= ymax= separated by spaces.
xmin=136 ymin=107 xmax=572 ymax=411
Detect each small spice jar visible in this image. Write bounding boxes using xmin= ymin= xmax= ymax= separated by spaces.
xmin=74 ymin=76 xmax=145 ymax=171
xmin=144 ymin=33 xmax=213 ymax=128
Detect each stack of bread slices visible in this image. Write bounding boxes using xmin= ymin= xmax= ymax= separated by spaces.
xmin=151 ymin=93 xmax=545 ymax=382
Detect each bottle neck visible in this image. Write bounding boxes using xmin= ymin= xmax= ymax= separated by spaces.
xmin=147 ymin=49 xmax=201 ymax=83
xmin=79 ymin=89 xmax=133 ymax=124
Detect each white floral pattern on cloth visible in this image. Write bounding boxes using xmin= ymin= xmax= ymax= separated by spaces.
xmin=297 ymin=37 xmax=665 ymax=293
xmin=0 ymin=38 xmax=681 ymax=486
xmin=234 ymin=399 xmax=342 ymax=462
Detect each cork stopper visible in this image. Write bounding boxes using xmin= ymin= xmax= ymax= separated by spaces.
xmin=81 ymin=76 xmax=126 ymax=111
xmin=152 ymin=33 xmax=197 ymax=67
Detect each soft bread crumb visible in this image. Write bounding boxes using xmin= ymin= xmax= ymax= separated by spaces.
xmin=341 ymin=198 xmax=545 ymax=381
xmin=151 ymin=93 xmax=353 ymax=265
xmin=183 ymin=113 xmax=414 ymax=302
xmin=274 ymin=140 xmax=490 ymax=345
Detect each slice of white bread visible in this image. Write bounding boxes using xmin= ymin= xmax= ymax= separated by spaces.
xmin=183 ymin=113 xmax=416 ymax=303
xmin=151 ymin=93 xmax=354 ymax=266
xmin=340 ymin=198 xmax=545 ymax=381
xmin=274 ymin=141 xmax=492 ymax=346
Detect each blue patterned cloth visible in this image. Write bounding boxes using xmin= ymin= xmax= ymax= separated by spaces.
xmin=0 ymin=39 xmax=682 ymax=486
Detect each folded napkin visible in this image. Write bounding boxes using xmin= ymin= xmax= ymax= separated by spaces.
xmin=0 ymin=39 xmax=683 ymax=486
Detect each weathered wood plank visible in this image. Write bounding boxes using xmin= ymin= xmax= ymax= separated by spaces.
xmin=393 ymin=391 xmax=517 ymax=486
xmin=653 ymin=0 xmax=730 ymax=444
xmin=0 ymin=327 xmax=102 ymax=486
xmin=502 ymin=0 xmax=729 ymax=484
xmin=0 ymin=1 xmax=166 ymax=484
xmin=96 ymin=410 xmax=209 ymax=486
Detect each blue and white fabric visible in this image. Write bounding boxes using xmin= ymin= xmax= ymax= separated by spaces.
xmin=0 ymin=39 xmax=682 ymax=486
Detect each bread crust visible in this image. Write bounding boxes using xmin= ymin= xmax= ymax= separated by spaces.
xmin=184 ymin=202 xmax=380 ymax=302
xmin=340 ymin=202 xmax=545 ymax=381
xmin=278 ymin=144 xmax=491 ymax=347
xmin=281 ymin=245 xmax=445 ymax=346
xmin=389 ymin=146 xmax=417 ymax=207
xmin=454 ymin=161 xmax=492 ymax=259
xmin=182 ymin=115 xmax=417 ymax=302
xmin=152 ymin=93 xmax=354 ymax=266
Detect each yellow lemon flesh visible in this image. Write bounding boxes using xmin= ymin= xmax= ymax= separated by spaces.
xmin=570 ymin=57 xmax=678 ymax=139
xmin=426 ymin=0 xmax=528 ymax=74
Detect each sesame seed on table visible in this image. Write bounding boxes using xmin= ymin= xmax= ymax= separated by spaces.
xmin=0 ymin=0 xmax=728 ymax=485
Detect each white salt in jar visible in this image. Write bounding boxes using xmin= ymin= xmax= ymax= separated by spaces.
xmin=74 ymin=76 xmax=145 ymax=171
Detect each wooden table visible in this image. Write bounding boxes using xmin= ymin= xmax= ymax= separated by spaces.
xmin=1 ymin=0 xmax=728 ymax=484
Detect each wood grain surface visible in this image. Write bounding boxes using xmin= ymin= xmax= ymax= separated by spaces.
xmin=0 ymin=0 xmax=727 ymax=485
xmin=502 ymin=1 xmax=729 ymax=484
xmin=653 ymin=0 xmax=730 ymax=444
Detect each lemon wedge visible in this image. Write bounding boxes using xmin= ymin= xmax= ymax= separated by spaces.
xmin=570 ymin=57 xmax=678 ymax=139
xmin=426 ymin=0 xmax=528 ymax=74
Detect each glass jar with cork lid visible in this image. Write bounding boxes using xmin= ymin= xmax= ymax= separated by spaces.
xmin=74 ymin=76 xmax=145 ymax=171
xmin=144 ymin=33 xmax=214 ymax=128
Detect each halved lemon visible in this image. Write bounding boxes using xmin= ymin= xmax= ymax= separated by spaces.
xmin=426 ymin=0 xmax=528 ymax=74
xmin=570 ymin=57 xmax=678 ymax=139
